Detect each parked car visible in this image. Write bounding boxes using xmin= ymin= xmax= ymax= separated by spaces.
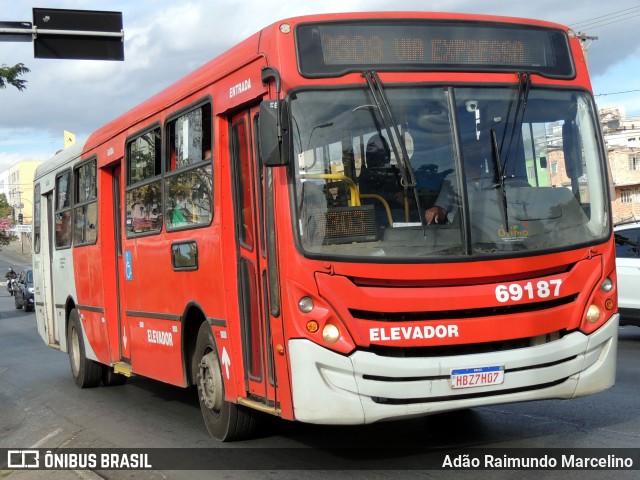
xmin=614 ymin=221 xmax=640 ymax=326
xmin=14 ymin=268 xmax=34 ymax=312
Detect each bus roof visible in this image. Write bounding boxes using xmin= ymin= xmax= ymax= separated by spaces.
xmin=34 ymin=140 xmax=86 ymax=182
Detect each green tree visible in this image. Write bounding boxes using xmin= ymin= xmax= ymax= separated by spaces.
xmin=0 ymin=63 xmax=30 ymax=91
xmin=0 ymin=193 xmax=13 ymax=219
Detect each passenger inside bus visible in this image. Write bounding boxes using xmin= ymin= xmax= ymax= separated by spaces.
xmin=358 ymin=134 xmax=403 ymax=222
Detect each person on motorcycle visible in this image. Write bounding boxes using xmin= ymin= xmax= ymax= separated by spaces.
xmin=5 ymin=267 xmax=17 ymax=280
xmin=6 ymin=267 xmax=17 ymax=295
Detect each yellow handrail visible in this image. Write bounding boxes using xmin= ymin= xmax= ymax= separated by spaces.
xmin=299 ymin=173 xmax=361 ymax=206
xmin=359 ymin=194 xmax=393 ymax=227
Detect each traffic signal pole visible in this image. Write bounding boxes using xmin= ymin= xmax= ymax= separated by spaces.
xmin=0 ymin=8 xmax=124 ymax=61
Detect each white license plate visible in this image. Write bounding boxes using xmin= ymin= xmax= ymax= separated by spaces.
xmin=451 ymin=365 xmax=504 ymax=389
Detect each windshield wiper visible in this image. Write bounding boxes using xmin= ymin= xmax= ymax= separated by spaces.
xmin=362 ymin=70 xmax=427 ymax=236
xmin=490 ymin=128 xmax=509 ymax=230
xmin=500 ymin=71 xmax=531 ymax=180
xmin=492 ymin=72 xmax=532 ymax=231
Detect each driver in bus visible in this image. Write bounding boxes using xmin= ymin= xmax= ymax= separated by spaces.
xmin=425 ymin=140 xmax=491 ymax=225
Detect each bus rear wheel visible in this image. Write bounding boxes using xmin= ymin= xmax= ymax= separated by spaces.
xmin=68 ymin=309 xmax=103 ymax=388
xmin=193 ymin=321 xmax=260 ymax=441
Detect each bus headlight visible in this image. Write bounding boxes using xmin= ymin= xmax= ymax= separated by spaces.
xmin=600 ymin=278 xmax=614 ymax=293
xmin=298 ymin=296 xmax=314 ymax=313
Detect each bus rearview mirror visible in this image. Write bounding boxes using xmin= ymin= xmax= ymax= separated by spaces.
xmin=259 ymin=100 xmax=289 ymax=166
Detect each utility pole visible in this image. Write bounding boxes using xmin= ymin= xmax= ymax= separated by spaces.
xmin=577 ymin=32 xmax=598 ymax=69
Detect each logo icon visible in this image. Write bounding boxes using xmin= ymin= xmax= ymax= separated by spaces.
xmin=7 ymin=450 xmax=39 ymax=469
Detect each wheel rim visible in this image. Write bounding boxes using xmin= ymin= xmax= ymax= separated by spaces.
xmin=70 ymin=326 xmax=81 ymax=376
xmin=198 ymin=349 xmax=223 ymax=412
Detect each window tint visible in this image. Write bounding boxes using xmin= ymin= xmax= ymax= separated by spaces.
xmin=125 ymin=127 xmax=162 ymax=235
xmin=232 ymin=120 xmax=254 ymax=247
xmin=34 ymin=184 xmax=41 ymax=254
xmin=74 ymin=159 xmax=98 ymax=245
xmin=167 ymin=103 xmax=212 ymax=171
xmin=128 ymin=129 xmax=161 ymax=184
xmin=615 ymin=228 xmax=640 ymax=258
xmin=165 ymin=103 xmax=213 ymax=230
xmin=55 ymin=171 xmax=72 ymax=248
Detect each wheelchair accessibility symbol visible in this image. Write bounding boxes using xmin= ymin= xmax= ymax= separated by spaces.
xmin=125 ymin=250 xmax=133 ymax=281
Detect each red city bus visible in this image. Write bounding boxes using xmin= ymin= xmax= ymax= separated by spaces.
xmin=33 ymin=12 xmax=619 ymax=441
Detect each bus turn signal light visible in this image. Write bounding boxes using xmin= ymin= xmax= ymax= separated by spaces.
xmin=586 ymin=304 xmax=601 ymax=323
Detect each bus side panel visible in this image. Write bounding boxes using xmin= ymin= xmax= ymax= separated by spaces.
xmin=123 ymin=236 xmax=186 ymax=386
xmin=129 ymin=317 xmax=183 ymax=381
xmin=73 ymin=245 xmax=111 ymax=364
xmin=52 ymin=248 xmax=79 ymax=354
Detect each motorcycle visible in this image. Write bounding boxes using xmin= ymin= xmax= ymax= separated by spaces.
xmin=6 ymin=270 xmax=17 ymax=296
xmin=9 ymin=278 xmax=18 ymax=296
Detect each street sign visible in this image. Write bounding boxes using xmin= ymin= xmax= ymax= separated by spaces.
xmin=11 ymin=225 xmax=32 ymax=233
xmin=33 ymin=8 xmax=124 ymax=61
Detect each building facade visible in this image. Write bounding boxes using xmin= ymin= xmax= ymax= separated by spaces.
xmin=600 ymin=106 xmax=640 ymax=224
xmin=0 ymin=160 xmax=43 ymax=225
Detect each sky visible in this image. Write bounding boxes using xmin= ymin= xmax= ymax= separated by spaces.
xmin=1 ymin=0 xmax=639 ymax=172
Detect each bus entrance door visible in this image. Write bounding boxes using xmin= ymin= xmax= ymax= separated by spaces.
xmin=111 ymin=164 xmax=131 ymax=363
xmin=230 ymin=107 xmax=278 ymax=410
xmin=43 ymin=192 xmax=59 ymax=346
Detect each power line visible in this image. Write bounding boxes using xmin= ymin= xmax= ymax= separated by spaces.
xmin=571 ymin=6 xmax=640 ymax=29
xmin=595 ymin=89 xmax=640 ymax=97
xmin=575 ymin=12 xmax=640 ymax=31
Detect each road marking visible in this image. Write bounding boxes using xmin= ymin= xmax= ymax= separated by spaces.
xmin=30 ymin=427 xmax=63 ymax=448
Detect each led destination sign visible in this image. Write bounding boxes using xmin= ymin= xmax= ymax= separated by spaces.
xmin=296 ymin=21 xmax=574 ymax=78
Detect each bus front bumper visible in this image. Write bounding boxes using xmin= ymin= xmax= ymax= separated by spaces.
xmin=288 ymin=314 xmax=618 ymax=424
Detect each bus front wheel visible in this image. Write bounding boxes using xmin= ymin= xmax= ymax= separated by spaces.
xmin=67 ymin=309 xmax=103 ymax=388
xmin=193 ymin=321 xmax=259 ymax=441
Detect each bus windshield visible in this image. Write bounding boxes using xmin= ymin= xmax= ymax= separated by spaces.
xmin=290 ymin=85 xmax=609 ymax=260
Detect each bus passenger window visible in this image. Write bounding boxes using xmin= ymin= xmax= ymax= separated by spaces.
xmin=73 ymin=159 xmax=98 ymax=246
xmin=165 ymin=102 xmax=213 ymax=230
xmin=33 ymin=184 xmax=41 ymax=254
xmin=55 ymin=171 xmax=72 ymax=248
xmin=125 ymin=127 xmax=163 ymax=235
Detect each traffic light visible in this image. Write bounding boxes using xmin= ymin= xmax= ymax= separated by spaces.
xmin=18 ymin=213 xmax=23 ymax=224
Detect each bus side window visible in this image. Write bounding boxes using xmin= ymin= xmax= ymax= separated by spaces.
xmin=125 ymin=126 xmax=163 ymax=236
xmin=165 ymin=102 xmax=213 ymax=230
xmin=33 ymin=183 xmax=41 ymax=254
xmin=55 ymin=171 xmax=72 ymax=249
xmin=73 ymin=158 xmax=98 ymax=246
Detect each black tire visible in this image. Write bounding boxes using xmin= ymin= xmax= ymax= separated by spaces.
xmin=192 ymin=321 xmax=260 ymax=441
xmin=102 ymin=367 xmax=128 ymax=386
xmin=67 ymin=309 xmax=103 ymax=388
